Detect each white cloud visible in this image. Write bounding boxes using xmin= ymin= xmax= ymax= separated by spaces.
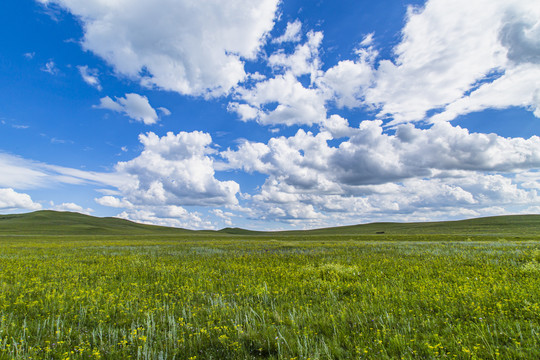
xmin=41 ymin=60 xmax=58 ymax=74
xmin=0 ymin=132 xmax=239 ymax=227
xmin=0 ymin=188 xmax=42 ymax=212
xmin=232 ymin=73 xmax=327 ymax=126
xmin=114 ymin=131 xmax=240 ymax=207
xmin=38 ymin=0 xmax=280 ymax=96
xmin=273 ymin=20 xmax=302 ymax=44
xmin=231 ymin=0 xmax=540 ymax=128
xmin=229 ymin=28 xmax=376 ymax=126
xmin=227 ymin=103 xmax=260 ymax=122
xmin=0 ymin=152 xmax=125 ymax=190
xmin=515 ymin=171 xmax=540 ymax=190
xmin=95 ymin=93 xmax=159 ymax=125
xmin=210 ymin=209 xmax=234 ymax=226
xmin=221 ymin=120 xmax=540 ymax=224
xmin=50 ymin=201 xmax=93 ymax=215
xmin=320 ymin=115 xmax=354 ymax=138
xmin=95 ymin=195 xmax=132 ymax=208
xmin=0 ymin=153 xmax=50 ymax=189
xmin=229 ymin=31 xmax=332 ymax=127
xmin=18 ymin=0 xmax=540 ymax=229
xmin=431 ymin=64 xmax=540 ymax=122
xmin=77 ymin=65 xmax=102 ymax=90
xmin=361 ymin=0 xmax=540 ymax=125
xmin=157 ymin=107 xmax=171 ymax=116
xmin=116 ymin=206 xmax=213 ymax=229
xmin=359 ymin=33 xmax=374 ymax=47
xmin=268 ymin=31 xmax=323 ymax=78
xmin=318 ymin=58 xmax=374 ymax=109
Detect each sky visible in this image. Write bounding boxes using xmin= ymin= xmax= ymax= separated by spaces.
xmin=1 ymin=0 xmax=540 ymax=230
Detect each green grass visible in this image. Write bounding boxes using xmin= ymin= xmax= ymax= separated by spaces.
xmin=279 ymin=214 xmax=540 ymax=236
xmin=2 ymin=210 xmax=540 ymax=236
xmin=0 ymin=211 xmax=194 ymax=235
xmin=0 ymin=212 xmax=539 ymax=359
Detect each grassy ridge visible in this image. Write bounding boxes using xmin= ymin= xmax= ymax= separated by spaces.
xmin=287 ymin=214 xmax=540 ymax=236
xmin=1 ymin=210 xmax=540 ymax=236
xmin=0 ymin=210 xmax=194 ymax=235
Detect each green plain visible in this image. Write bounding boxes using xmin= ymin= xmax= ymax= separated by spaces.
xmin=0 ymin=211 xmax=539 ymax=359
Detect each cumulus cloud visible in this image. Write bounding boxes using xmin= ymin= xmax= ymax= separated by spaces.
xmin=95 ymin=196 xmax=214 ymax=229
xmin=229 ymin=31 xmax=330 ymax=126
xmin=113 ymin=131 xmax=240 ymax=207
xmin=0 ymin=188 xmax=42 ymax=212
xmin=318 ymin=59 xmax=374 ymax=109
xmin=94 ymin=93 xmax=159 ymax=125
xmin=77 ymin=65 xmax=102 ymax=90
xmin=273 ymin=20 xmax=302 ymax=44
xmin=38 ymin=0 xmax=280 ymax=96
xmin=50 ymin=201 xmax=93 ymax=215
xmin=95 ymin=195 xmax=132 ymax=208
xmin=229 ymin=0 xmax=540 ymax=128
xmin=210 ymin=209 xmax=234 ymax=226
xmin=26 ymin=0 xmax=540 ymax=229
xmin=515 ymin=171 xmax=540 ymax=190
xmin=116 ymin=205 xmax=213 ymax=229
xmin=221 ymin=120 xmax=540 ymax=224
xmin=231 ymin=73 xmax=327 ymax=126
xmin=228 ymin=120 xmax=540 ymax=185
xmin=228 ymin=27 xmax=376 ymax=127
xmin=268 ymin=30 xmax=323 ymax=78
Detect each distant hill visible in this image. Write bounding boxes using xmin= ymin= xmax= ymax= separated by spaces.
xmin=0 ymin=210 xmax=539 ymax=236
xmin=214 ymin=215 xmax=540 ymax=236
xmin=274 ymin=214 xmax=540 ymax=236
xmin=0 ymin=210 xmax=194 ymax=235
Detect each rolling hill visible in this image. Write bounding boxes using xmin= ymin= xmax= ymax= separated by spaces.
xmin=0 ymin=210 xmax=194 ymax=235
xmin=0 ymin=210 xmax=539 ymax=236
xmin=276 ymin=214 xmax=540 ymax=236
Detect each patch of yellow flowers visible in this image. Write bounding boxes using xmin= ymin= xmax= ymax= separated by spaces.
xmin=0 ymin=236 xmax=538 ymax=358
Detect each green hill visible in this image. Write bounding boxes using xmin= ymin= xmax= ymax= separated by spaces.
xmin=276 ymin=214 xmax=540 ymax=236
xmin=0 ymin=210 xmax=194 ymax=235
xmin=0 ymin=210 xmax=539 ymax=236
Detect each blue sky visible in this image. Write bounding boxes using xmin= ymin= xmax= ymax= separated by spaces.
xmin=1 ymin=0 xmax=540 ymax=230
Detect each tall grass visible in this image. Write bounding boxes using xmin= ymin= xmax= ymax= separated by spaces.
xmin=0 ymin=236 xmax=539 ymax=359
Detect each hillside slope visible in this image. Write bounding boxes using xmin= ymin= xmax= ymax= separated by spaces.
xmin=276 ymin=215 xmax=540 ymax=236
xmin=1 ymin=211 xmax=539 ymax=236
xmin=0 ymin=210 xmax=194 ymax=235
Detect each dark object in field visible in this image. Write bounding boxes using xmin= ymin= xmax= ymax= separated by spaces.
xmin=376 ymin=231 xmax=385 ymax=234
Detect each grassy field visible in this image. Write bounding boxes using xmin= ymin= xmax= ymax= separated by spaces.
xmin=0 ymin=212 xmax=540 ymax=359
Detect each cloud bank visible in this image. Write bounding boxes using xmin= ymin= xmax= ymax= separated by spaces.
xmin=23 ymin=0 xmax=540 ymax=229
xmin=38 ymin=0 xmax=280 ymax=96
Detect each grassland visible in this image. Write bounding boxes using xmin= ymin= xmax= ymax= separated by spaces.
xmin=0 ymin=212 xmax=539 ymax=359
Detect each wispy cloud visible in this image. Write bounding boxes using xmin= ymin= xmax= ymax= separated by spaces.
xmin=77 ymin=65 xmax=102 ymax=90
xmin=41 ymin=60 xmax=58 ymax=75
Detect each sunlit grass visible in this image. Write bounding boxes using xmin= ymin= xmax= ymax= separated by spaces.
xmin=0 ymin=235 xmax=539 ymax=359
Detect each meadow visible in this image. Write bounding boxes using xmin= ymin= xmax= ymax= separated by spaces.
xmin=0 ymin=213 xmax=540 ymax=359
